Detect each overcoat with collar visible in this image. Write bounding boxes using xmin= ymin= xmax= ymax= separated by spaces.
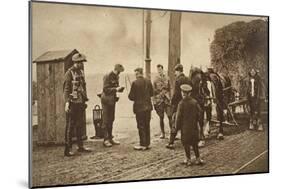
xmin=175 ymin=95 xmax=202 ymax=145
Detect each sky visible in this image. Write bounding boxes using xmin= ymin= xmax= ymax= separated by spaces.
xmin=32 ymin=2 xmax=263 ymax=77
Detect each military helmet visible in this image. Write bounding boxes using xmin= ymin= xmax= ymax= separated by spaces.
xmin=180 ymin=84 xmax=192 ymax=92
xmin=72 ymin=53 xmax=87 ymax=62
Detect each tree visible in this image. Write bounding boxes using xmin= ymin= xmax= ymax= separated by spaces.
xmin=168 ymin=11 xmax=182 ymax=90
xmin=210 ymin=19 xmax=268 ymax=96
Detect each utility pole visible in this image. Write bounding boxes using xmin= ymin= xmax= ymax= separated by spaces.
xmin=168 ymin=11 xmax=181 ymax=89
xmin=145 ymin=10 xmax=152 ymax=80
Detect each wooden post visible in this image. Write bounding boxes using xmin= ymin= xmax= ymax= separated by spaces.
xmin=168 ymin=11 xmax=182 ymax=89
xmin=145 ymin=10 xmax=152 ymax=80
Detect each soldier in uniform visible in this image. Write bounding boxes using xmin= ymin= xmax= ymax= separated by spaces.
xmin=175 ymin=84 xmax=204 ymax=166
xmin=101 ymin=64 xmax=125 ymax=147
xmin=152 ymin=64 xmax=172 ymax=139
xmin=63 ymin=53 xmax=92 ymax=157
xmin=166 ymin=64 xmax=192 ymax=149
xmin=128 ymin=68 xmax=154 ymax=150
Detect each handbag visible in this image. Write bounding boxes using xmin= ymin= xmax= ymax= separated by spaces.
xmin=101 ymin=92 xmax=116 ymax=105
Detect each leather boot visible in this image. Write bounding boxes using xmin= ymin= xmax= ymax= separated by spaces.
xmin=249 ymin=119 xmax=254 ymax=130
xmin=257 ymin=119 xmax=264 ymax=131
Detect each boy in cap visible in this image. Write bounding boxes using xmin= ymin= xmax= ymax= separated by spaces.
xmin=175 ymin=84 xmax=204 ymax=166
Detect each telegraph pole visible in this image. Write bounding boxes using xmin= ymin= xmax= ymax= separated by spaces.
xmin=168 ymin=11 xmax=182 ymax=88
xmin=145 ymin=10 xmax=152 ymax=80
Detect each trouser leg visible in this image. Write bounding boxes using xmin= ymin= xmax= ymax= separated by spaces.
xmin=159 ymin=116 xmax=165 ymax=135
xmin=102 ymin=103 xmax=115 ymax=141
xmin=155 ymin=103 xmax=165 ymax=136
xmin=74 ymin=104 xmax=84 ymax=149
xmin=145 ymin=111 xmax=151 ymax=147
xmin=216 ymin=103 xmax=224 ymax=134
xmin=65 ymin=112 xmax=73 ymax=152
xmin=169 ymin=113 xmax=177 ymax=144
xmin=136 ymin=112 xmax=145 ymax=146
xmin=165 ymin=104 xmax=173 ymax=131
xmin=198 ymin=108 xmax=204 ymax=140
xmin=192 ymin=143 xmax=200 ymax=158
xmin=184 ymin=145 xmax=191 ymax=160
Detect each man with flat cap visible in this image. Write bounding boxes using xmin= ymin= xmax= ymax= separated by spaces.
xmin=128 ymin=68 xmax=154 ymax=150
xmin=175 ymin=84 xmax=204 ymax=166
xmin=101 ymin=64 xmax=125 ymax=147
xmin=166 ymin=64 xmax=192 ymax=149
xmin=63 ymin=52 xmax=91 ymax=156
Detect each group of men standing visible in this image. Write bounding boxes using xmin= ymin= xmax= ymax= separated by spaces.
xmin=62 ymin=52 xmax=204 ymax=165
xmin=62 ymin=52 xmax=264 ymax=166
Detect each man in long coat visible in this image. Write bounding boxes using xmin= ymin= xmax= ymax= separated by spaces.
xmin=128 ymin=68 xmax=154 ymax=150
xmin=175 ymin=84 xmax=204 ymax=166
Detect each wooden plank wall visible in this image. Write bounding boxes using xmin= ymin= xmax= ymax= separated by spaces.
xmin=54 ymin=62 xmax=66 ymax=144
xmin=37 ymin=58 xmax=87 ymax=145
xmin=37 ymin=63 xmax=47 ymax=143
xmin=37 ymin=62 xmax=66 ymax=145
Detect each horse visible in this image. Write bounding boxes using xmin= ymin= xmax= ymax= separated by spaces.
xmin=189 ymin=67 xmax=211 ymax=147
xmin=189 ymin=67 xmax=226 ymax=144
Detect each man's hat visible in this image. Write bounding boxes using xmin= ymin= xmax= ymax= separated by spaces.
xmin=180 ymin=84 xmax=192 ymax=92
xmin=134 ymin=67 xmax=143 ymax=74
xmin=174 ymin=64 xmax=183 ymax=72
xmin=72 ymin=53 xmax=87 ymax=62
xmin=207 ymin=65 xmax=214 ymax=71
xmin=114 ymin=64 xmax=125 ymax=72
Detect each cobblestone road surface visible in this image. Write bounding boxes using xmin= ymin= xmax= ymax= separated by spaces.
xmin=32 ymin=114 xmax=268 ymax=187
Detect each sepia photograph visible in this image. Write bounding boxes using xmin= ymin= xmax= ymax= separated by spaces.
xmin=30 ymin=1 xmax=269 ymax=188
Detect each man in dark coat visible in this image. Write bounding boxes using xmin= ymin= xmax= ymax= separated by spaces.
xmin=247 ymin=68 xmax=263 ymax=131
xmin=128 ymin=68 xmax=154 ymax=150
xmin=175 ymin=84 xmax=204 ymax=166
xmin=166 ymin=64 xmax=192 ymax=149
xmin=63 ymin=53 xmax=91 ymax=156
xmin=101 ymin=64 xmax=125 ymax=147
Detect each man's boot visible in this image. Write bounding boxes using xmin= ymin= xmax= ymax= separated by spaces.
xmin=182 ymin=158 xmax=192 ymax=166
xmin=103 ymin=140 xmax=113 ymax=147
xmin=257 ymin=119 xmax=264 ymax=131
xmin=195 ymin=158 xmax=205 ymax=165
xmin=217 ymin=133 xmax=224 ymax=140
xmin=64 ymin=147 xmax=75 ymax=157
xmin=159 ymin=118 xmax=165 ymax=139
xmin=166 ymin=143 xmax=175 ymax=149
xmin=198 ymin=140 xmax=205 ymax=147
xmin=110 ymin=139 xmax=120 ymax=145
xmin=78 ymin=147 xmax=92 ymax=153
xmin=249 ymin=118 xmax=254 ymax=130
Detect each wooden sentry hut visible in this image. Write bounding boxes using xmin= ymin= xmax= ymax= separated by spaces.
xmin=33 ymin=49 xmax=87 ymax=145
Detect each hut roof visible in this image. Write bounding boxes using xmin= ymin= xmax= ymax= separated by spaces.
xmin=33 ymin=49 xmax=78 ymax=63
